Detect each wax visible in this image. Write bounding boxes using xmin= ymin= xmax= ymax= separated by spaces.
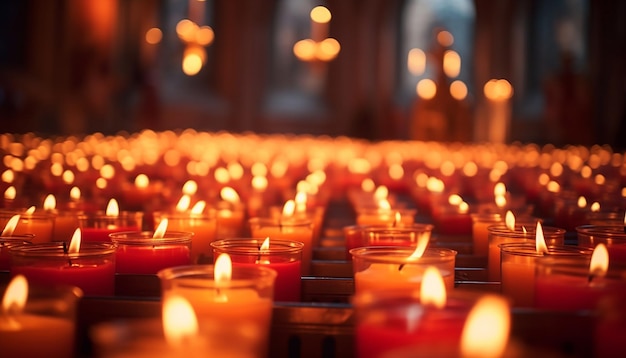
xmin=81 ymin=226 xmax=139 ymax=242
xmin=115 ymin=244 xmax=192 ymax=274
xmin=231 ymin=260 xmax=301 ymax=302
xmin=500 ymin=259 xmax=536 ymax=307
xmin=155 ymin=213 xmax=217 ymax=263
xmin=535 ymin=273 xmax=626 ymax=311
xmin=470 ymin=213 xmax=501 ymax=256
xmin=354 ymin=263 xmax=454 ymax=295
xmin=0 ymin=314 xmax=75 ymax=358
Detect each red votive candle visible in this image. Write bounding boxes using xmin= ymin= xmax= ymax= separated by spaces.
xmin=211 ymin=238 xmax=303 ymax=302
xmin=9 ymin=242 xmax=117 ymax=296
xmin=0 ymin=234 xmax=33 ymax=270
xmin=110 ymin=231 xmax=193 ymax=275
xmin=78 ymin=211 xmax=143 ymax=242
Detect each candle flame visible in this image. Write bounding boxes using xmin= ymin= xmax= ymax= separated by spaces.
xmin=408 ymin=232 xmax=430 ymax=259
xmin=495 ymin=195 xmax=506 ymax=208
xmin=43 ymin=194 xmax=56 ymax=211
xmin=215 ymin=253 xmax=232 ymax=294
xmin=106 ymin=199 xmax=119 ymax=216
xmin=2 ymin=274 xmax=28 ymax=314
xmin=70 ymin=187 xmax=81 ymax=201
xmin=4 ymin=186 xmax=16 ymax=200
xmin=251 ymin=175 xmax=268 ymax=191
xmin=493 ymin=182 xmax=506 ymax=197
xmin=460 ymin=295 xmax=510 ymax=358
xmin=295 ymin=191 xmax=307 ymax=213
xmin=393 ymin=212 xmax=402 ymax=227
xmin=373 ymin=185 xmax=389 ymax=201
xmin=68 ymin=228 xmax=81 ymax=254
xmin=162 ymin=295 xmax=198 ymax=347
xmin=448 ymin=194 xmax=463 ymax=206
xmin=182 ymin=180 xmax=198 ymax=196
xmin=505 ymin=210 xmax=515 ymax=231
xmin=361 ymin=178 xmax=375 ymax=192
xmin=220 ymin=187 xmax=240 ymax=204
xmin=260 ymin=237 xmax=270 ymax=252
xmin=377 ymin=198 xmax=391 ymax=211
xmin=459 ymin=202 xmax=469 ymax=214
xmin=1 ymin=214 xmax=20 ymax=236
xmin=420 ymin=266 xmax=446 ymax=309
xmin=577 ymin=196 xmax=587 ymax=209
xmin=24 ymin=206 xmax=36 ymax=215
xmin=154 ymin=219 xmax=168 ymax=239
xmin=176 ymin=195 xmax=191 ymax=212
xmin=589 ymin=243 xmax=609 ymax=278
xmin=282 ymin=200 xmax=295 ymax=217
xmin=134 ymin=174 xmax=149 ymax=188
xmin=590 ymin=202 xmax=600 ymax=212
xmin=190 ymin=200 xmax=206 ymax=215
xmin=535 ymin=222 xmax=548 ymax=254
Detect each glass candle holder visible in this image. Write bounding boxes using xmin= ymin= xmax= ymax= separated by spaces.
xmin=211 ymin=238 xmax=303 ymax=302
xmin=78 ymin=211 xmax=144 ymax=243
xmin=0 ymin=281 xmax=83 ymax=358
xmin=248 ymin=217 xmax=313 ymax=276
xmin=355 ymin=207 xmax=416 ymax=227
xmin=110 ymin=231 xmax=193 ymax=275
xmin=361 ymin=224 xmax=434 ymax=247
xmin=10 ymin=242 xmax=117 ymax=296
xmin=500 ymin=243 xmax=593 ymax=307
xmin=350 ymin=246 xmax=457 ymax=295
xmin=352 ymin=288 xmax=481 ymax=358
xmin=215 ymin=201 xmax=247 ymax=241
xmin=0 ymin=234 xmax=33 ymax=270
xmin=431 ymin=205 xmax=472 ymax=236
xmin=576 ymin=225 xmax=626 ymax=263
xmin=487 ymin=223 xmax=563 ymax=282
xmin=49 ymin=209 xmax=82 ymax=242
xmin=157 ymin=264 xmax=276 ymax=358
xmin=153 ymin=210 xmax=217 ymax=264
xmin=585 ymin=211 xmax=624 ymax=226
xmin=535 ymin=257 xmax=626 ymax=311
xmin=0 ymin=210 xmax=55 ymax=243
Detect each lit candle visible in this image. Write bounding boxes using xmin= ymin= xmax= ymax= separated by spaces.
xmin=43 ymin=194 xmax=80 ymax=243
xmin=10 ymin=229 xmax=117 ymax=296
xmin=110 ymin=219 xmax=193 ymax=275
xmin=211 ymin=237 xmax=304 ymax=301
xmin=78 ymin=199 xmax=143 ymax=242
xmin=0 ymin=275 xmax=82 ymax=358
xmin=215 ymin=187 xmax=246 ymax=240
xmin=0 ymin=215 xmax=33 ymax=270
xmin=0 ymin=206 xmax=55 ymax=244
xmin=158 ymin=254 xmax=276 ymax=358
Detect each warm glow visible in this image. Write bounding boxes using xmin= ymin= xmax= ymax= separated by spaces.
xmin=25 ymin=206 xmax=36 ymax=215
xmin=348 ymin=158 xmax=372 ymax=175
xmin=408 ymin=48 xmax=426 ymax=75
xmin=191 ymin=200 xmax=206 ymax=215
xmin=293 ymin=39 xmax=317 ymax=61
xmin=295 ymin=191 xmax=307 ymax=212
xmin=162 ymin=295 xmax=198 ymax=347
xmin=182 ymin=49 xmax=204 ymax=76
xmin=462 ymin=162 xmax=478 ymax=177
xmin=214 ymin=167 xmax=230 ymax=184
xmin=310 ymin=6 xmax=331 ymax=23
xmin=260 ymin=237 xmax=270 ymax=252
xmin=484 ymin=79 xmax=513 ymax=101
xmin=282 ymin=200 xmax=295 ymax=217
xmin=145 ymin=27 xmax=163 ymax=45
xmin=408 ymin=232 xmax=430 ymax=259
xmin=176 ymin=19 xmax=197 ymax=43
xmin=100 ymin=164 xmax=115 ymax=179
xmin=1 ymin=214 xmax=20 ymax=236
xmin=550 ymin=162 xmax=564 ymax=177
xmin=437 ymin=30 xmax=454 ymax=47
xmin=443 ymin=50 xmax=461 ymax=78
xmin=176 ymin=195 xmax=191 ymax=212
xmin=361 ymin=178 xmax=375 ymax=192
xmin=96 ymin=178 xmax=107 ymax=189
xmin=589 ymin=243 xmax=609 ymax=278
xmin=495 ymin=195 xmax=507 ymax=208
xmin=182 ymin=180 xmax=198 ymax=196
xmin=460 ymin=295 xmax=510 ymax=358
xmin=388 ymin=163 xmax=404 ymax=180
xmin=195 ymin=26 xmax=215 ymax=46
xmin=577 ymin=196 xmax=587 ymax=209
xmin=1 ymin=169 xmax=14 ymax=183
xmin=580 ymin=166 xmax=592 ymax=179
xmin=377 ymin=198 xmax=391 ymax=212
xmin=106 ymin=199 xmax=119 ymax=216
xmin=154 ymin=219 xmax=168 ymax=239
xmin=252 ymin=176 xmax=268 ymax=191
xmin=450 ymin=80 xmax=468 ymax=100
xmin=538 ymin=173 xmax=550 ymax=186
xmin=62 ymin=170 xmax=75 ymax=184
xmin=416 ymin=79 xmax=437 ymax=100
xmin=373 ymin=185 xmax=389 ymax=201
xmin=459 ymin=201 xmax=469 ymax=213
xmin=426 ymin=177 xmax=445 ymax=193
xmin=493 ymin=182 xmax=506 ymax=197
xmin=220 ymin=187 xmax=241 ymax=204
xmin=594 ymin=174 xmax=606 ymax=186
xmin=135 ymin=174 xmax=149 ymax=189
xmin=50 ymin=162 xmax=63 ymax=177
xmin=448 ymin=194 xmax=463 ymax=206
xmin=420 ymin=266 xmax=446 ymax=309
xmin=393 ymin=212 xmax=402 ymax=227
xmin=215 ymin=253 xmax=232 ymax=288
xmin=4 ymin=186 xmax=16 ymax=200
xmin=43 ymin=194 xmax=56 ymax=211
xmin=505 ymin=210 xmax=515 ymax=231
xmin=547 ymin=181 xmax=560 ymax=193
xmin=440 ymin=161 xmax=455 ymax=177
xmin=68 ymin=228 xmax=81 ymax=254
xmin=2 ymin=274 xmax=28 ymax=314
xmin=317 ymin=38 xmax=341 ymax=61
xmin=590 ymin=202 xmax=600 ymax=212
xmin=535 ymin=222 xmax=548 ymax=254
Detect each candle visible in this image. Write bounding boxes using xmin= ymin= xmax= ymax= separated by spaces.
xmin=153 ymin=199 xmax=217 ymax=264
xmin=470 ymin=212 xmax=501 ymax=257
xmin=211 ymin=238 xmax=303 ymax=301
xmin=500 ymin=240 xmax=592 ymax=307
xmin=249 ymin=216 xmax=313 ymax=276
xmin=0 ymin=275 xmax=82 ymax=358
xmin=431 ymin=195 xmax=472 ymax=236
xmin=157 ymin=256 xmax=276 ymax=358
xmin=78 ymin=199 xmax=143 ymax=242
xmin=361 ymin=224 xmax=434 ymax=247
xmin=215 ymin=187 xmax=246 ymax=240
xmin=110 ymin=221 xmax=193 ymax=275
xmin=535 ymin=244 xmax=626 ymax=311
xmin=350 ymin=245 xmax=457 ymax=295
xmin=43 ymin=194 xmax=80 ymax=242
xmin=0 ymin=208 xmax=55 ymax=243
xmin=576 ymin=225 xmax=626 ymax=263
xmin=9 ymin=229 xmax=117 ymax=296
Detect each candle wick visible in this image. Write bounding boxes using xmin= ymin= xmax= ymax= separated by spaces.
xmin=398 ymin=264 xmax=405 ymax=271
xmin=587 ymin=274 xmax=594 ymax=283
xmin=63 ymin=241 xmax=73 ymax=267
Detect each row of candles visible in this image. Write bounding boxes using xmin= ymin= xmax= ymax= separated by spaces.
xmin=1 ymin=130 xmax=626 ymax=357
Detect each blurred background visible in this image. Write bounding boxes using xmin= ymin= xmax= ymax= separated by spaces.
xmin=0 ymin=0 xmax=624 ymax=148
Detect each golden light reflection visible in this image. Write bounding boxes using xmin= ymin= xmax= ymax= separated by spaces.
xmin=535 ymin=222 xmax=548 ymax=254
xmin=443 ymin=50 xmax=461 ymax=78
xmin=416 ymin=79 xmax=437 ymax=100
xmin=450 ymin=80 xmax=468 ymax=100
xmin=420 ymin=266 xmax=446 ymax=309
xmin=408 ymin=48 xmax=426 ymax=76
xmin=460 ymin=295 xmax=510 ymax=358
xmin=1 ymin=214 xmax=20 ymax=236
xmin=162 ymin=295 xmax=198 ymax=347
xmin=145 ymin=27 xmax=163 ymax=45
